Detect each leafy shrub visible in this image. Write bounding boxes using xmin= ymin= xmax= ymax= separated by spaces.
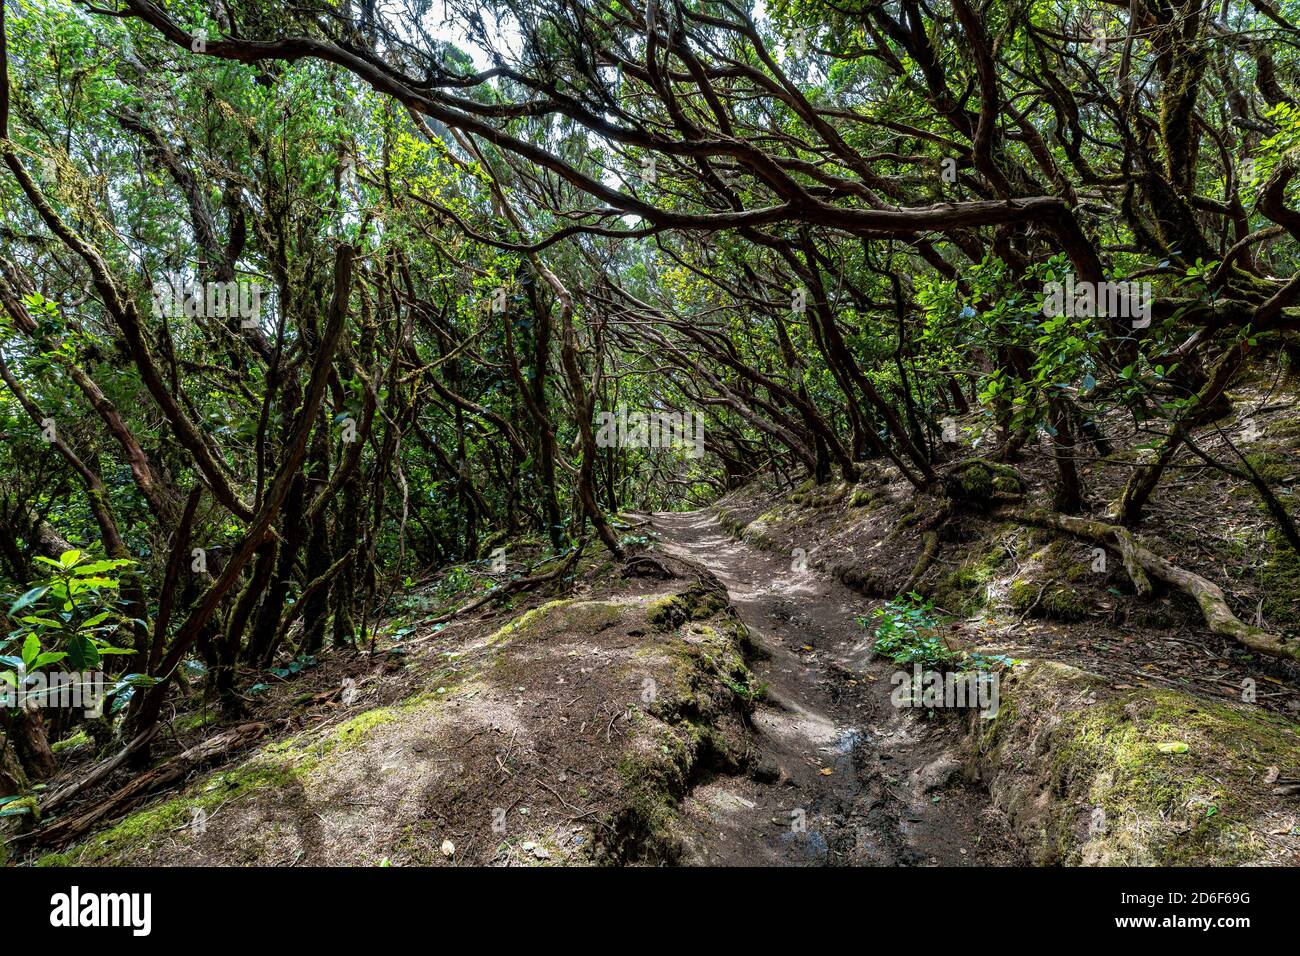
xmin=861 ymin=594 xmax=1014 ymax=672
xmin=1 ymin=550 xmax=151 ymax=708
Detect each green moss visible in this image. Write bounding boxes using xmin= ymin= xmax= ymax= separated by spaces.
xmin=649 ymin=620 xmax=754 ymax=719
xmin=1273 ymin=415 xmax=1300 ymax=442
xmin=174 ymin=710 xmax=220 ymax=733
xmin=1258 ymin=529 xmax=1300 ymax=637
xmin=890 ymin=503 xmax=921 ymax=532
xmin=605 ymin=726 xmax=692 ymax=863
xmin=486 ymin=599 xmax=576 ymax=644
xmin=944 ymin=460 xmax=1025 ymax=507
xmin=597 ymin=580 xmax=756 ymax=863
xmin=848 ymin=485 xmax=873 ymax=508
xmin=43 ymin=757 xmax=304 ymax=866
xmin=1007 ymin=579 xmax=1089 ymax=621
xmin=992 ymin=475 xmax=1021 ymax=495
xmin=931 ymin=543 xmax=1008 ymax=615
xmin=1244 ymin=451 xmax=1293 ymax=485
xmin=646 ymin=586 xmax=728 ymax=632
xmin=50 ymin=729 xmax=90 ymax=754
xmin=806 ymin=482 xmax=849 ymax=508
xmin=978 ymin=661 xmax=1298 ymax=865
xmin=1050 ymin=689 xmax=1298 ymax=865
xmin=960 ymin=463 xmax=995 ymax=500
xmin=42 ymin=693 xmax=426 ymax=867
xmin=1005 ymin=541 xmax=1093 ymax=622
xmin=646 ymin=595 xmax=689 ymax=631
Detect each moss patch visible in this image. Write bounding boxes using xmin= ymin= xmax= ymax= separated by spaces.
xmin=646 ymin=585 xmax=728 ymax=632
xmin=975 ymin=660 xmax=1300 ymax=865
xmin=38 ymin=758 xmax=304 ymax=867
xmin=848 ymin=485 xmax=874 ymax=508
xmin=486 ymin=599 xmax=576 ymax=644
xmin=930 ymin=541 xmax=1011 ymax=616
xmin=39 ymin=696 xmax=428 ymax=867
xmin=1243 ymin=451 xmax=1294 ymax=486
xmin=1006 ymin=541 xmax=1094 ymax=622
xmin=1258 ymin=529 xmax=1300 ymax=638
xmin=50 ymin=730 xmax=90 ymax=755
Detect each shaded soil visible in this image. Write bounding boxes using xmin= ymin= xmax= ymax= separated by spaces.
xmin=716 ymin=468 xmax=1300 ymax=720
xmin=19 ymin=547 xmax=757 ymax=866
xmin=651 ymin=510 xmax=1022 ymax=866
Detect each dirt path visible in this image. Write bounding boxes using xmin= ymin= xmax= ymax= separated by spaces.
xmin=652 ymin=509 xmax=1023 ymax=866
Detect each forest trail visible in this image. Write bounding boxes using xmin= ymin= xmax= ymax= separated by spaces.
xmin=651 ymin=510 xmax=1022 ymax=866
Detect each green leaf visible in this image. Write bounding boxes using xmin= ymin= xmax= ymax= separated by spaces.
xmin=19 ymin=616 xmax=62 ymax=628
xmin=67 ymin=576 xmax=120 ymax=591
xmin=110 ymin=673 xmax=159 ymax=693
xmin=22 ymin=633 xmax=40 ymax=669
xmin=58 ymin=549 xmax=83 ymax=568
xmin=1156 ymin=742 xmax=1189 ymax=754
xmin=8 ymin=585 xmax=49 ymax=617
xmin=66 ymin=633 xmax=100 ymax=670
xmin=70 ymin=559 xmax=134 ymax=576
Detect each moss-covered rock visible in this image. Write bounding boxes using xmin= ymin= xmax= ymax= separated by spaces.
xmin=1005 ymin=541 xmax=1095 ymax=622
xmin=942 ymin=460 xmax=1026 ymax=509
xmin=930 ymin=543 xmax=1010 ymax=616
xmin=848 ymin=485 xmax=874 ymax=508
xmin=646 ymin=584 xmax=730 ymax=633
xmin=971 ymin=660 xmax=1300 ymax=865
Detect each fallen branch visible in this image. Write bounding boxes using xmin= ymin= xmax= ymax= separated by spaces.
xmin=36 ymin=724 xmax=160 ymax=816
xmin=998 ymin=506 xmax=1300 ymax=663
xmin=426 ymin=541 xmax=588 ymax=626
xmin=279 ymin=550 xmax=353 ymax=651
xmin=18 ymin=721 xmax=270 ymax=848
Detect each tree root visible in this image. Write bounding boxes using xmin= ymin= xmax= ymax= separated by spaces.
xmin=898 ymin=530 xmax=940 ymax=596
xmin=998 ymin=506 xmax=1300 ymax=663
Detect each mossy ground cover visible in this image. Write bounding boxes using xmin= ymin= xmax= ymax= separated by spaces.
xmin=976 ymin=661 xmax=1300 ymax=865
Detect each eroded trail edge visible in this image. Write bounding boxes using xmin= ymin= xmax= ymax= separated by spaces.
xmin=651 ymin=510 xmax=1021 ymax=866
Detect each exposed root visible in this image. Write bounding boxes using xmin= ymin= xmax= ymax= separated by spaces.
xmin=999 ymin=506 xmax=1300 ymax=663
xmin=898 ymin=530 xmax=940 ymax=596
xmin=426 ymin=541 xmax=588 ymax=626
